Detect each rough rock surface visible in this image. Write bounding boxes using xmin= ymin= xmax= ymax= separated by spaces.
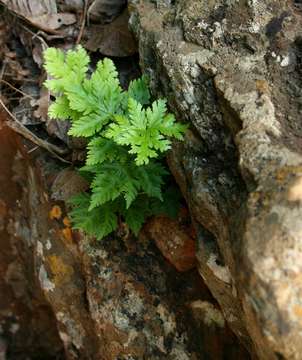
xmin=0 ymin=111 xmax=64 ymax=359
xmin=0 ymin=115 xmax=248 ymax=357
xmin=129 ymin=1 xmax=302 ymax=359
xmin=145 ymin=214 xmax=196 ymax=272
xmin=19 ymin=161 xmax=249 ymax=359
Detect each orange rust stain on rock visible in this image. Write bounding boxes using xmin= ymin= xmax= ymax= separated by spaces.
xmin=47 ymin=255 xmax=74 ymax=285
xmin=63 ymin=216 xmax=71 ymax=227
xmin=62 ymin=227 xmax=73 ymax=244
xmin=49 ymin=205 xmax=62 ymax=220
xmin=293 ymin=305 xmax=302 ymax=324
xmin=145 ymin=215 xmax=196 ymax=272
xmin=276 ymin=166 xmax=302 ymax=183
xmin=256 ymin=79 xmax=270 ymax=95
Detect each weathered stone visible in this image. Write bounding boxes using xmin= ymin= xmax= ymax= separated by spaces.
xmin=58 ymin=0 xmax=84 ymax=13
xmin=0 ymin=111 xmax=64 ymax=359
xmin=50 ymin=168 xmax=89 ymax=202
xmin=1 ymin=114 xmax=249 ymax=358
xmin=20 ymin=153 xmax=248 ymax=359
xmin=129 ymin=0 xmax=302 ymax=358
xmin=144 ymin=214 xmax=196 ymax=272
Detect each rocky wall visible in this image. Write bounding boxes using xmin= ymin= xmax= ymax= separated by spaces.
xmin=128 ymin=1 xmax=302 ymax=359
xmin=0 ymin=113 xmax=248 ymax=358
xmin=0 ymin=111 xmax=64 ymax=359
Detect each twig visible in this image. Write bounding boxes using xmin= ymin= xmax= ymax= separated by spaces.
xmin=0 ymin=62 xmax=7 ymax=95
xmin=0 ymin=62 xmax=6 ymax=82
xmin=0 ymin=79 xmax=36 ymax=100
xmin=27 ymin=145 xmax=39 ymax=154
xmin=33 ymin=30 xmax=64 ymax=42
xmin=4 ymin=76 xmax=37 ymax=83
xmin=0 ymin=98 xmax=71 ymax=163
xmin=19 ymin=24 xmax=49 ymax=52
xmin=76 ymin=0 xmax=88 ymax=45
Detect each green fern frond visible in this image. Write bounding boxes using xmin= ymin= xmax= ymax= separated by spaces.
xmin=136 ymin=162 xmax=168 ymax=200
xmin=123 ymin=196 xmax=152 ymax=235
xmin=65 ymin=84 xmax=98 ymax=115
xmin=68 ymin=113 xmax=109 ymax=137
xmin=44 ymin=78 xmax=65 ymax=95
xmin=44 ymin=46 xmax=187 ymax=240
xmin=86 ymin=138 xmax=128 ymax=165
xmin=43 ymin=47 xmax=66 ymax=78
xmin=48 ymin=96 xmax=71 ymax=120
xmin=128 ymin=75 xmax=151 ymax=105
xmin=89 ymin=162 xmax=141 ymax=210
xmin=43 ymin=46 xmax=89 ymax=81
xmin=92 ymin=58 xmax=119 ymax=83
xmin=68 ymin=193 xmax=118 ymax=240
xmin=106 ymin=97 xmax=186 ymax=165
xmin=65 ymin=46 xmax=90 ymax=78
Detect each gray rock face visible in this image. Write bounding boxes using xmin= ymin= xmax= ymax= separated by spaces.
xmin=129 ymin=1 xmax=302 ymax=359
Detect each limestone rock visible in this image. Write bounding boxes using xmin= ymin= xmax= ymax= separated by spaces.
xmin=129 ymin=0 xmax=302 ymax=358
xmin=14 ymin=151 xmax=249 ymax=358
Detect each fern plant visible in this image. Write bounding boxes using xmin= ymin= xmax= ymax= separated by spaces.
xmin=44 ymin=46 xmax=187 ymax=240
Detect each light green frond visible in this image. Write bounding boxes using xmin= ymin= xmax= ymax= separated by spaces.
xmin=43 ymin=47 xmax=65 ymax=78
xmin=44 ymin=46 xmax=187 ymax=240
xmin=68 ymin=113 xmax=109 ymax=137
xmin=48 ymin=96 xmax=70 ymax=120
xmin=128 ymin=75 xmax=151 ymax=106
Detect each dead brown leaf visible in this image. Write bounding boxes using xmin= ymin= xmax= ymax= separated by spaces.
xmin=84 ymin=10 xmax=137 ymax=57
xmin=1 ymin=0 xmax=57 ymax=17
xmin=32 ymin=87 xmax=49 ymax=122
xmin=0 ymin=0 xmax=76 ymax=33
xmin=27 ymin=13 xmax=76 ymax=33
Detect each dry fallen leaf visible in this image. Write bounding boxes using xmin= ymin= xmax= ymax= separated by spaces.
xmin=32 ymin=87 xmax=50 ymax=122
xmin=84 ymin=10 xmax=137 ymax=57
xmin=0 ymin=0 xmax=76 ymax=33
xmin=1 ymin=0 xmax=57 ymax=17
xmin=27 ymin=13 xmax=77 ymax=32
